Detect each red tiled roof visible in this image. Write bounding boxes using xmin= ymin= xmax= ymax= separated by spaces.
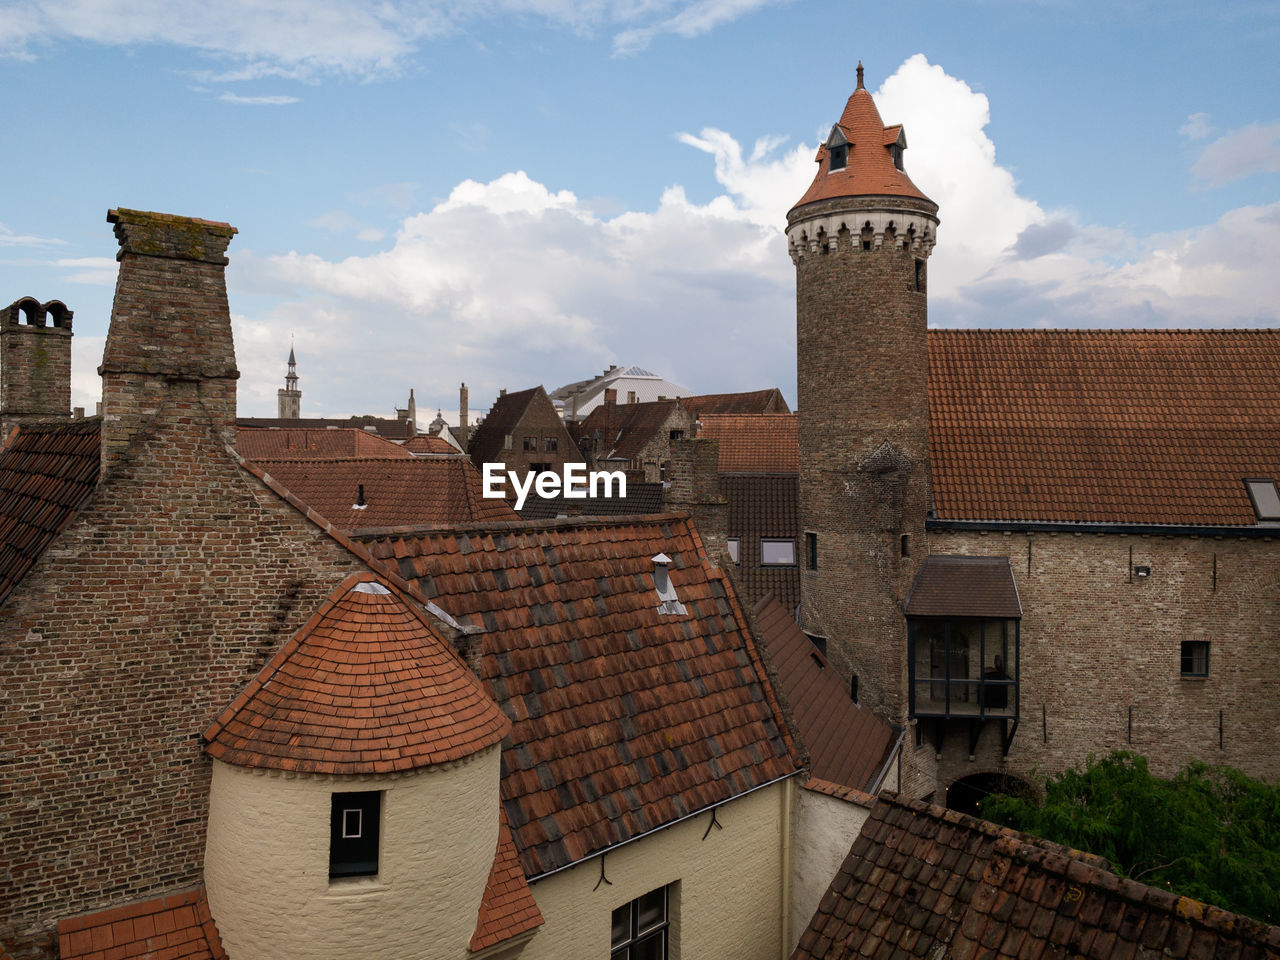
xmin=0 ymin=418 xmax=100 ymax=606
xmin=790 ymin=79 xmax=934 ymax=213
xmin=204 ymin=573 xmax=509 ymax=775
xmin=929 ymin=330 xmax=1280 ymax=526
xmin=753 ymin=595 xmax=896 ymax=792
xmin=469 ymin=807 xmax=545 ymax=952
xmin=248 ymin=457 xmax=517 ymax=530
xmin=58 ymin=888 xmax=227 ymax=960
xmin=682 ymin=388 xmax=791 ymax=418
xmin=404 ymin=434 xmax=463 ymax=455
xmin=467 ymin=387 xmax=540 ymax=464
xmin=577 ymin=398 xmax=684 ymax=462
xmin=904 ymin=555 xmax=1022 ymax=619
xmin=698 ymin=414 xmax=797 ymax=474
xmin=792 ymin=793 xmax=1280 ymax=960
xmin=236 ymin=427 xmax=411 ymax=460
xmin=357 ymin=514 xmax=801 ymax=877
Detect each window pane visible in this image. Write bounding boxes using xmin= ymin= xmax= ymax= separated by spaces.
xmin=1181 ymin=641 xmax=1209 ymax=676
xmin=761 ymin=539 xmax=795 ymax=565
xmin=611 ymin=905 xmax=631 ymax=947
xmin=726 ymin=538 xmax=740 ymax=563
xmin=635 ymin=888 xmax=666 ymax=932
xmin=1246 ymin=480 xmax=1280 ymax=520
xmin=633 ymin=932 xmax=666 ymax=960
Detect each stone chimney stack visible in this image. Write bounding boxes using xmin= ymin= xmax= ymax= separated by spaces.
xmin=1 ymin=297 xmax=73 ymax=437
xmin=98 ymin=209 xmax=239 ymax=473
xmin=458 ymin=382 xmax=469 ymax=451
xmin=664 ymin=437 xmax=728 ymax=561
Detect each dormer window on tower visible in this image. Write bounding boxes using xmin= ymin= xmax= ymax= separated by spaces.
xmin=826 ymin=126 xmax=849 ymax=173
xmin=887 ymin=128 xmax=907 ymax=172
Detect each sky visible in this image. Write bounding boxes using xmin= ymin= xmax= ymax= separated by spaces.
xmin=3 ymin=1 xmax=1279 ymax=427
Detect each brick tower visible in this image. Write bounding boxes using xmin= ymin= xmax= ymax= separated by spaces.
xmin=788 ymin=65 xmax=939 ymax=771
xmin=277 ymin=345 xmax=301 ymax=418
xmin=1 ymin=297 xmax=73 ymax=438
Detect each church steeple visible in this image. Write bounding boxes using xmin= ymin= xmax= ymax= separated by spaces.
xmin=277 ymin=344 xmax=301 ymax=419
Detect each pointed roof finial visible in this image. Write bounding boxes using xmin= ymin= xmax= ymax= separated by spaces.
xmin=856 ymin=61 xmax=865 ymax=90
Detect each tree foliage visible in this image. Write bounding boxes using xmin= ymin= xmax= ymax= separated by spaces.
xmin=981 ymin=751 xmax=1280 ymax=924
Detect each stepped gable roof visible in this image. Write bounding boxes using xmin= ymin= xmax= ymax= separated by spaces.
xmin=469 ymin=807 xmax=546 ymax=952
xmin=0 ymin=418 xmax=100 ymax=606
xmin=356 ymin=514 xmax=801 ymax=877
xmin=58 ymin=888 xmax=227 ymax=960
xmin=467 ymin=386 xmax=540 ymax=464
xmin=205 ymin=573 xmax=508 ymax=775
xmin=791 ymin=68 xmax=934 ymax=214
xmin=248 ymin=456 xmax=517 ymax=530
xmin=682 ymin=388 xmax=791 ymax=418
xmin=404 ymin=434 xmax=463 ymax=456
xmin=578 ymin=398 xmax=683 ymax=461
xmin=928 ymin=329 xmax=1280 ymax=526
xmin=236 ymin=426 xmax=411 ymax=460
xmin=698 ymin=413 xmax=797 ymax=474
xmin=792 ymin=792 xmax=1280 ymax=960
xmin=752 ymin=595 xmax=896 ymax=792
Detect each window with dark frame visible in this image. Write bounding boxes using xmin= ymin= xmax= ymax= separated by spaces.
xmin=611 ymin=885 xmax=670 ymax=959
xmin=1181 ymin=641 xmax=1210 ymax=677
xmin=543 ymin=436 xmax=558 ymax=452
xmin=760 ymin=538 xmax=796 ymax=566
xmin=523 ymin=436 xmax=537 ymax=452
xmin=805 ymin=532 xmax=818 ymax=570
xmin=1245 ymin=479 xmax=1280 ymax=521
xmin=829 ymin=143 xmax=848 ymax=171
xmin=330 ymin=791 xmax=380 ymax=878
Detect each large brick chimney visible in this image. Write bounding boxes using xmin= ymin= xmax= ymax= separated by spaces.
xmin=1 ymin=297 xmax=73 ymax=438
xmin=98 ymin=209 xmax=239 ymax=473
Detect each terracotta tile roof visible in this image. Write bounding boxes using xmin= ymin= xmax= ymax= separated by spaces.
xmin=753 ymin=596 xmax=897 ymax=792
xmin=356 ymin=514 xmax=801 ymax=877
xmin=467 ymin=387 xmax=539 ymax=464
xmin=236 ymin=426 xmax=411 ymax=460
xmin=698 ymin=414 xmax=797 ymax=474
xmin=577 ymin=398 xmax=683 ymax=462
xmin=517 ymin=481 xmax=666 ymax=520
xmin=790 ymin=80 xmax=934 ymax=213
xmin=792 ymin=793 xmax=1280 ymax=960
xmin=404 ymin=434 xmax=464 ymax=456
xmin=683 ymin=388 xmax=791 ymax=418
xmin=904 ymin=555 xmax=1022 ymax=619
xmin=58 ymin=888 xmax=227 ymax=960
xmin=237 ymin=416 xmax=413 ymax=439
xmin=469 ymin=807 xmax=545 ymax=952
xmin=929 ymin=329 xmax=1280 ymax=526
xmin=204 ymin=573 xmax=509 ymax=775
xmin=248 ymin=457 xmax=517 ymax=530
xmin=0 ymin=418 xmax=100 ymax=606
xmin=722 ymin=474 xmax=800 ymax=613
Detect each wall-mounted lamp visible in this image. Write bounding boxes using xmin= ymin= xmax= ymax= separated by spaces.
xmin=1134 ymin=565 xmax=1151 ymax=578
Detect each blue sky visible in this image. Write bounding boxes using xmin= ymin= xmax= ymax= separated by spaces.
xmin=3 ymin=1 xmax=1279 ymax=425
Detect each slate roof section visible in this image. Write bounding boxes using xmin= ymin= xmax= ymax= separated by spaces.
xmin=904 ymin=556 xmax=1022 ymax=619
xmin=516 ymin=481 xmax=666 ymax=520
xmin=58 ymin=888 xmax=228 ymax=960
xmin=698 ymin=414 xmax=798 ymax=474
xmin=722 ymin=474 xmax=800 ymax=613
xmin=791 ymin=793 xmax=1280 ymax=960
xmin=753 ymin=595 xmax=897 ymax=792
xmin=469 ymin=807 xmax=546 ymax=952
xmin=467 ymin=387 xmax=539 ymax=465
xmin=577 ymin=399 xmax=683 ymax=462
xmin=356 ymin=514 xmax=801 ymax=877
xmin=683 ymin=388 xmax=791 ymax=418
xmin=0 ymin=418 xmax=100 ymax=607
xmin=929 ymin=329 xmax=1280 ymax=526
xmin=204 ymin=573 xmax=509 ymax=775
xmin=236 ymin=426 xmax=412 ymax=460
xmin=248 ymin=457 xmax=517 ymax=530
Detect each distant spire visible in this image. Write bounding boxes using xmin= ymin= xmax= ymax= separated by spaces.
xmin=856 ymin=60 xmax=864 ymax=90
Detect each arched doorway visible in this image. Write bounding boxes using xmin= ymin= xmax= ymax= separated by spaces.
xmin=945 ymin=772 xmax=1033 ymax=818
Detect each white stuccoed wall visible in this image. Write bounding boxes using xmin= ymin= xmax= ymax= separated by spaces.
xmin=204 ymin=745 xmax=500 ymax=960
xmin=789 ymin=787 xmax=873 ymax=953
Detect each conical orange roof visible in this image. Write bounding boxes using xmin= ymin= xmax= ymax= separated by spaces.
xmin=790 ymin=64 xmax=935 ymax=213
xmin=205 ymin=573 xmax=509 ymax=775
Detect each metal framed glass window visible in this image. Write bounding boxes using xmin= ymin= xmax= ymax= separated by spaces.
xmin=1245 ymin=479 xmax=1280 ymax=521
xmin=1181 ymin=641 xmax=1210 ymax=677
xmin=760 ymin=538 xmax=795 ymax=566
xmin=611 ymin=885 xmax=669 ymax=959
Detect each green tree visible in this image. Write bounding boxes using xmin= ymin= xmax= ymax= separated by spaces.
xmin=981 ymin=751 xmax=1280 ymax=924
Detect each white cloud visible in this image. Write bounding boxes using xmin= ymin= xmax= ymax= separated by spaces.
xmin=1191 ymin=121 xmax=1280 ymax=188
xmin=54 ymin=257 xmax=119 ymax=285
xmin=0 ymin=223 xmax=67 ymax=247
xmin=613 ymin=0 xmax=783 ymax=55
xmin=217 ymin=92 xmax=300 ymax=105
xmin=1180 ymin=112 xmax=1213 ymax=141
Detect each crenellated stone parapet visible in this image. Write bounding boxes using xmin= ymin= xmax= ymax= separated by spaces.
xmin=786 ymin=203 xmax=939 ymax=264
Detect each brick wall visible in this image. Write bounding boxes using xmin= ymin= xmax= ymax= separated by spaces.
xmin=484 ymin=390 xmax=581 ymax=480
xmin=1 ymin=298 xmax=72 ymax=436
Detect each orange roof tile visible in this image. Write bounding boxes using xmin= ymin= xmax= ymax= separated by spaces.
xmin=929 ymin=330 xmax=1280 ymax=526
xmin=58 ymin=888 xmax=227 ymax=960
xmin=248 ymin=457 xmax=517 ymax=530
xmin=793 ymin=793 xmax=1280 ymax=960
xmin=403 ymin=434 xmax=463 ymax=455
xmin=236 ymin=427 xmax=412 ymax=460
xmin=697 ymin=413 xmax=797 ymax=474
xmin=0 ymin=418 xmax=100 ymax=606
xmin=204 ymin=573 xmax=509 ymax=775
xmin=357 ymin=514 xmax=801 ymax=877
xmin=790 ymin=72 xmax=935 ymax=214
xmin=469 ymin=806 xmax=545 ymax=951
xmin=682 ymin=388 xmax=791 ymax=418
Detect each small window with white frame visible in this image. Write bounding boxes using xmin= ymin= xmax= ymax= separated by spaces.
xmin=761 ymin=538 xmax=796 ymax=566
xmin=726 ymin=538 xmax=740 ymax=564
xmin=611 ymin=884 xmax=671 ymax=959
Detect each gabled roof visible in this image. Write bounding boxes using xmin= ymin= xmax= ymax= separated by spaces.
xmin=467 ymin=387 xmax=541 ymax=464
xmin=698 ymin=413 xmax=798 ymax=474
xmin=682 ymin=388 xmax=791 ymax=418
xmin=577 ymin=398 xmax=684 ymax=461
xmin=0 ymin=418 xmax=100 ymax=607
xmin=236 ymin=426 xmax=411 ymax=460
xmin=58 ymin=888 xmax=227 ymax=960
xmin=792 ymin=793 xmax=1280 ymax=960
xmin=248 ymin=457 xmax=517 ymax=530
xmin=929 ymin=330 xmax=1280 ymax=526
xmin=356 ymin=514 xmax=801 ymax=877
xmin=205 ymin=573 xmax=509 ymax=775
xmin=752 ymin=595 xmax=896 ymax=792
xmin=469 ymin=807 xmax=545 ymax=952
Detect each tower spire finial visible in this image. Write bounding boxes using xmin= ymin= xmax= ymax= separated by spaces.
xmin=856 ymin=61 xmax=864 ymax=89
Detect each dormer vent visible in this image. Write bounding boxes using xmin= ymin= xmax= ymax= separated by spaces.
xmin=651 ymin=553 xmax=687 ymax=616
xmin=826 ymin=125 xmax=849 ymax=173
